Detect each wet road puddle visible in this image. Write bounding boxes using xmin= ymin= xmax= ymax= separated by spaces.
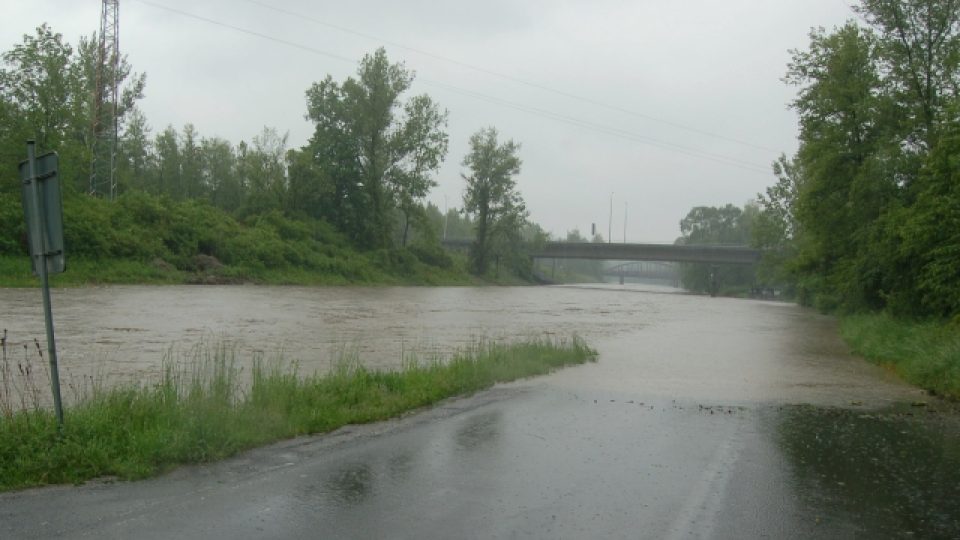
xmin=769 ymin=402 xmax=960 ymax=538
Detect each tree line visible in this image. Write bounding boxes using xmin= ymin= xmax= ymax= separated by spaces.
xmin=751 ymin=0 xmax=960 ymax=319
xmin=0 ymin=25 xmax=533 ymax=278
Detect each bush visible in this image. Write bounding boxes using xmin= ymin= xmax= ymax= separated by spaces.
xmin=408 ymin=242 xmax=453 ymax=269
xmin=0 ymin=192 xmax=25 ymax=255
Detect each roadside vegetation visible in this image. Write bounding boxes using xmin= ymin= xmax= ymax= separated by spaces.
xmin=0 ymin=337 xmax=596 ymax=491
xmin=841 ymin=314 xmax=960 ymax=400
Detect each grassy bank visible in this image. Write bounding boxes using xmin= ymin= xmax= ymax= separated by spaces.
xmin=0 ymin=191 xmax=486 ymax=287
xmin=0 ymin=252 xmax=478 ymax=288
xmin=0 ymin=338 xmax=595 ymax=491
xmin=841 ymin=313 xmax=960 ymax=399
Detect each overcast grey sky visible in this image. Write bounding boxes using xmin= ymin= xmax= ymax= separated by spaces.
xmin=3 ymin=0 xmax=857 ymax=242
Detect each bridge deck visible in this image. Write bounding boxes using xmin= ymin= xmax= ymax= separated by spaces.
xmin=533 ymin=242 xmax=760 ymax=265
xmin=440 ymin=240 xmax=761 ymax=265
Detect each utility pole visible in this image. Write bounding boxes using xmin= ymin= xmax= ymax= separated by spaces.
xmin=608 ymin=192 xmax=613 ymax=244
xmin=443 ymin=194 xmax=449 ymax=241
xmin=89 ymin=0 xmax=120 ymax=200
xmin=623 ymin=202 xmax=627 ymax=243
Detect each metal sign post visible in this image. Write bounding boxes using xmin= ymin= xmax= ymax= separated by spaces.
xmin=19 ymin=141 xmax=65 ymax=430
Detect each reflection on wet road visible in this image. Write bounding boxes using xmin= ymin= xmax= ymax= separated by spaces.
xmin=1 ymin=284 xmax=958 ymax=539
xmin=772 ymin=404 xmax=960 ymax=537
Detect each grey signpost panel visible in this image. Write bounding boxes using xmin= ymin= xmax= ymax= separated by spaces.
xmin=20 ymin=148 xmax=65 ymax=275
xmin=19 ymin=141 xmax=65 ymax=429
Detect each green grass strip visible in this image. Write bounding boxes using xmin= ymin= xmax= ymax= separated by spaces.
xmin=841 ymin=313 xmax=960 ymax=400
xmin=0 ymin=338 xmax=595 ymax=491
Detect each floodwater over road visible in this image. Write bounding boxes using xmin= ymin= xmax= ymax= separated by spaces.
xmin=2 ymin=284 xmax=959 ymax=538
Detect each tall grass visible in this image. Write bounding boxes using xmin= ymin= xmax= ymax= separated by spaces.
xmin=841 ymin=313 xmax=960 ymax=399
xmin=0 ymin=337 xmax=595 ymax=491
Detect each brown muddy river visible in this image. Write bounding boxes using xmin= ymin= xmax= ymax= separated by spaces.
xmin=1 ymin=283 xmax=919 ymax=407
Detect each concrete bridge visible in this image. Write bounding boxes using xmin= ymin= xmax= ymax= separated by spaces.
xmin=440 ymin=240 xmax=761 ymax=265
xmin=533 ymin=242 xmax=760 ymax=265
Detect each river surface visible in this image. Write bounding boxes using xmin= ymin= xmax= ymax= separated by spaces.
xmin=3 ymin=284 xmax=960 ymax=538
xmin=0 ymin=283 xmax=919 ymax=406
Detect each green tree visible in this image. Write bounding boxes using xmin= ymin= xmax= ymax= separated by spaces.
xmin=786 ymin=22 xmax=893 ymax=310
xmin=0 ymin=25 xmax=144 ymax=193
xmin=200 ymin=136 xmax=240 ymax=211
xmin=0 ymin=25 xmax=83 ymax=189
xmin=180 ymin=124 xmax=204 ymax=200
xmin=461 ymin=127 xmax=527 ymax=275
xmin=855 ymin=0 xmax=960 ymax=151
xmin=304 ymin=48 xmax=448 ymax=249
xmin=238 ymin=127 xmax=287 ymax=216
xmin=154 ymin=125 xmax=180 ymax=197
xmin=677 ymin=204 xmax=756 ymax=293
xmin=284 ymin=147 xmax=331 ymax=220
xmin=117 ymin=107 xmax=153 ymax=193
xmin=890 ymin=110 xmax=960 ymax=317
xmin=424 ymin=204 xmax=475 ymax=241
xmin=393 ymin=94 xmax=449 ymax=246
xmin=753 ymin=155 xmax=804 ymax=289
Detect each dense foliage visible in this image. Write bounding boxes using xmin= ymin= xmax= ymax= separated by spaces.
xmin=0 ymin=26 xmax=541 ymax=282
xmin=755 ymin=0 xmax=960 ymax=318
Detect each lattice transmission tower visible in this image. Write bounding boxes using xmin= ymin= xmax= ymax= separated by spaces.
xmin=89 ymin=0 xmax=120 ymax=199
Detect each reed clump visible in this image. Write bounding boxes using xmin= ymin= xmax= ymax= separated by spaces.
xmin=0 ymin=336 xmax=595 ymax=491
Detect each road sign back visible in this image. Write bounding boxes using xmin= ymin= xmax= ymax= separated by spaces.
xmin=19 ymin=151 xmax=65 ymax=275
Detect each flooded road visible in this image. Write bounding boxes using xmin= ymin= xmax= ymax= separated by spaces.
xmin=2 ymin=284 xmax=959 ymax=538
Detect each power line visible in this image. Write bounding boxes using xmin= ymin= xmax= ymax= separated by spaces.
xmin=134 ymin=0 xmax=355 ymax=64
xmin=131 ymin=0 xmax=772 ymax=175
xmin=421 ymin=80 xmax=770 ymax=174
xmin=245 ymin=0 xmax=780 ymax=154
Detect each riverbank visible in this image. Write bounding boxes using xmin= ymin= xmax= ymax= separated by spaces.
xmin=841 ymin=313 xmax=960 ymax=400
xmin=0 ymin=192 xmax=541 ymax=288
xmin=0 ymin=338 xmax=595 ymax=492
xmin=0 ymin=253 xmax=487 ymax=288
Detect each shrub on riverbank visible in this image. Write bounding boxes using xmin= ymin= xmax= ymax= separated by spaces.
xmin=841 ymin=314 xmax=960 ymax=400
xmin=0 ymin=338 xmax=596 ymax=491
xmin=0 ymin=191 xmax=475 ymax=287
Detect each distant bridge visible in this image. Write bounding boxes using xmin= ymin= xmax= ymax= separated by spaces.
xmin=603 ymin=261 xmax=678 ymax=280
xmin=534 ymin=242 xmax=760 ymax=265
xmin=440 ymin=240 xmax=761 ymax=265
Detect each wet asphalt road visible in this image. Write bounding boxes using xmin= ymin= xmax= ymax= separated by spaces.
xmin=3 ymin=381 xmax=958 ymax=539
xmin=2 ymin=287 xmax=960 ymax=539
